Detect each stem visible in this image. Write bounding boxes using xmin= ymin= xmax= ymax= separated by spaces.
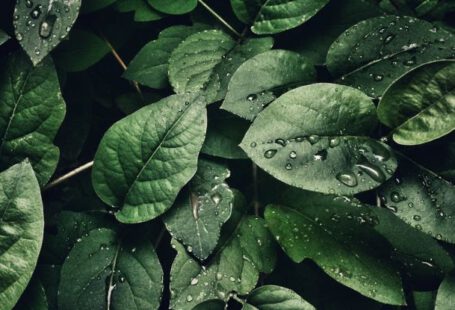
xmin=231 ymin=294 xmax=245 ymax=305
xmin=44 ymin=161 xmax=94 ymax=191
xmin=252 ymin=163 xmax=259 ymax=216
xmin=106 ymin=245 xmax=121 ymax=310
xmin=198 ymin=0 xmax=241 ymax=38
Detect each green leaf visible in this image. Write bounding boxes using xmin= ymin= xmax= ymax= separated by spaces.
xmin=13 ymin=0 xmax=82 ymax=65
xmin=326 ymin=15 xmax=455 ymax=98
xmin=0 ymin=161 xmax=44 ymax=310
xmin=148 ymin=0 xmax=197 ymax=15
xmin=245 ymin=285 xmax=316 ymax=310
xmin=201 ymin=108 xmax=248 ymax=159
xmin=81 ymin=0 xmax=117 ymax=13
xmin=435 ymin=273 xmax=455 ymax=310
xmin=115 ymin=91 xmax=162 ymax=115
xmin=0 ymin=53 xmax=66 ymax=186
xmin=163 ymin=159 xmax=234 ymax=260
xmin=169 ymin=30 xmax=273 ymax=100
xmin=413 ymin=291 xmax=436 ymax=310
xmin=221 ymin=50 xmax=316 ymax=120
xmin=170 ymin=213 xmax=276 ymax=309
xmin=378 ymin=60 xmax=455 ymax=145
xmin=36 ymin=264 xmax=60 ymax=310
xmin=0 ymin=29 xmax=10 ymax=46
xmin=240 ymin=83 xmax=397 ymax=195
xmin=230 ymin=0 xmax=330 ymax=34
xmin=92 ymin=93 xmax=207 ymax=223
xmin=14 ymin=277 xmax=48 ymax=310
xmin=264 ymin=189 xmax=405 ymax=305
xmin=53 ymin=30 xmax=111 ymax=72
xmin=114 ymin=0 xmax=164 ymax=22
xmin=124 ymin=24 xmax=210 ymax=89
xmin=58 ymin=228 xmax=163 ymax=310
xmin=378 ymin=154 xmax=455 ymax=244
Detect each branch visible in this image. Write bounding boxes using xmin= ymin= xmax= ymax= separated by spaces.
xmin=198 ymin=0 xmax=242 ymax=38
xmin=44 ymin=161 xmax=94 ymax=191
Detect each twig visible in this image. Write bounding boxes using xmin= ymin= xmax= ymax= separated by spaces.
xmin=198 ymin=0 xmax=242 ymax=38
xmin=44 ymin=161 xmax=94 ymax=191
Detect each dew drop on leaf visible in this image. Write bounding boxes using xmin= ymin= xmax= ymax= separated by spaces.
xmin=336 ymin=172 xmax=358 ymax=187
xmin=264 ymin=149 xmax=277 ymax=159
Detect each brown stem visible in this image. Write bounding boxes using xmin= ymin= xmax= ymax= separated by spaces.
xmin=44 ymin=161 xmax=94 ymax=191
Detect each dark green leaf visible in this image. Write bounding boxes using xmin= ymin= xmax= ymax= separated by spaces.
xmin=114 ymin=0 xmax=164 ymax=22
xmin=245 ymin=285 xmax=316 ymax=310
xmin=240 ymin=83 xmax=397 ymax=195
xmin=81 ymin=0 xmax=117 ymax=13
xmin=378 ymin=60 xmax=455 ymax=145
xmin=435 ymin=273 xmax=455 ymax=310
xmin=222 ymin=50 xmax=316 ymax=120
xmin=92 ymin=94 xmax=207 ymax=223
xmin=327 ymin=15 xmax=455 ymax=97
xmin=230 ymin=0 xmax=330 ymax=34
xmin=148 ymin=0 xmax=197 ymax=15
xmin=13 ymin=0 xmax=82 ymax=65
xmin=14 ymin=277 xmax=48 ymax=310
xmin=59 ymin=228 xmax=163 ymax=310
xmin=0 ymin=53 xmax=66 ymax=186
xmin=0 ymin=29 xmax=10 ymax=46
xmin=163 ymin=159 xmax=234 ymax=260
xmin=0 ymin=161 xmax=44 ymax=310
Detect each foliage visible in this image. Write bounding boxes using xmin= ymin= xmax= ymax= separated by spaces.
xmin=0 ymin=0 xmax=455 ymax=309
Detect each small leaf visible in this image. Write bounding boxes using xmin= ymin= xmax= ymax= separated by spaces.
xmin=13 ymin=0 xmax=82 ymax=65
xmin=124 ymin=24 xmax=210 ymax=89
xmin=222 ymin=50 xmax=316 ymax=120
xmin=240 ymin=83 xmax=397 ymax=195
xmin=230 ymin=0 xmax=330 ymax=34
xmin=245 ymin=285 xmax=316 ymax=310
xmin=81 ymin=0 xmax=117 ymax=13
xmin=0 ymin=52 xmax=66 ymax=186
xmin=327 ymin=15 xmax=455 ymax=97
xmin=148 ymin=0 xmax=197 ymax=15
xmin=114 ymin=0 xmax=164 ymax=22
xmin=378 ymin=60 xmax=455 ymax=145
xmin=58 ymin=228 xmax=163 ymax=310
xmin=378 ymin=154 xmax=455 ymax=244
xmin=0 ymin=29 xmax=10 ymax=46
xmin=163 ymin=159 xmax=234 ymax=260
xmin=92 ymin=93 xmax=207 ymax=223
xmin=435 ymin=273 xmax=455 ymax=310
xmin=0 ymin=161 xmax=44 ymax=310
xmin=264 ymin=189 xmax=405 ymax=305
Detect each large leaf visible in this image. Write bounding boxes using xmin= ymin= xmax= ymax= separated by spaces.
xmin=264 ymin=189 xmax=405 ymax=305
xmin=170 ymin=216 xmax=276 ymax=309
xmin=124 ymin=24 xmax=209 ymax=89
xmin=92 ymin=94 xmax=207 ymax=223
xmin=230 ymin=0 xmax=330 ymax=34
xmin=245 ymin=285 xmax=316 ymax=310
xmin=163 ymin=159 xmax=234 ymax=260
xmin=326 ymin=15 xmax=455 ymax=97
xmin=378 ymin=154 xmax=455 ymax=244
xmin=148 ymin=0 xmax=197 ymax=15
xmin=0 ymin=52 xmax=66 ymax=186
xmin=13 ymin=0 xmax=82 ymax=65
xmin=0 ymin=29 xmax=10 ymax=46
xmin=435 ymin=273 xmax=455 ymax=310
xmin=58 ymin=228 xmax=163 ymax=310
xmin=240 ymin=83 xmax=397 ymax=195
xmin=378 ymin=60 xmax=455 ymax=145
xmin=221 ymin=50 xmax=316 ymax=120
xmin=169 ymin=30 xmax=273 ymax=101
xmin=0 ymin=161 xmax=44 ymax=310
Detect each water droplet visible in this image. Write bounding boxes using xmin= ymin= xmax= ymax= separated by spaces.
xmin=329 ymin=137 xmax=340 ymax=147
xmin=373 ymin=74 xmax=384 ymax=81
xmin=275 ymin=138 xmax=286 ymax=146
xmin=250 ymin=142 xmax=257 ymax=148
xmin=390 ymin=191 xmax=405 ymax=203
xmin=30 ymin=6 xmax=41 ymax=19
xmin=436 ymin=234 xmax=443 ymax=240
xmin=264 ymin=149 xmax=277 ymax=159
xmin=336 ymin=172 xmax=358 ymax=187
xmin=356 ymin=161 xmax=386 ymax=183
xmin=295 ymin=136 xmax=305 ymax=142
xmin=313 ymin=149 xmax=327 ymax=161
xmin=190 ymin=278 xmax=198 ymax=285
xmin=247 ymin=94 xmax=257 ymax=101
xmin=39 ymin=15 xmax=56 ymax=39
xmin=187 ymin=246 xmax=193 ymax=253
xmin=216 ymin=272 xmax=223 ymax=280
xmin=413 ymin=215 xmax=421 ymax=221
xmin=403 ymin=56 xmax=416 ymax=66
xmin=289 ymin=151 xmax=297 ymax=159
xmin=186 ymin=295 xmax=193 ymax=302
xmin=211 ymin=193 xmax=222 ymax=205
xmin=384 ymin=34 xmax=395 ymax=44
xmin=285 ymin=163 xmax=292 ymax=170
xmin=308 ymin=135 xmax=320 ymax=144
xmin=16 ymin=33 xmax=23 ymax=41
xmin=229 ymin=276 xmax=235 ymax=282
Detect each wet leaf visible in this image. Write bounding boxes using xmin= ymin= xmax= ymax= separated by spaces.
xmin=114 ymin=0 xmax=164 ymax=22
xmin=435 ymin=273 xmax=455 ymax=310
xmin=148 ymin=0 xmax=197 ymax=15
xmin=245 ymin=285 xmax=316 ymax=310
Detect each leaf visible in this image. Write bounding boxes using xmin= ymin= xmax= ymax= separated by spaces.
xmin=0 ymin=161 xmax=44 ymax=310
xmin=81 ymin=0 xmax=117 ymax=13
xmin=435 ymin=273 xmax=455 ymax=310
xmin=264 ymin=189 xmax=406 ymax=305
xmin=115 ymin=92 xmax=162 ymax=115
xmin=124 ymin=24 xmax=210 ymax=89
xmin=201 ymin=108 xmax=248 ymax=159
xmin=13 ymin=0 xmax=82 ymax=65
xmin=169 ymin=213 xmax=276 ymax=309
xmin=413 ymin=291 xmax=436 ymax=310
xmin=326 ymin=15 xmax=455 ymax=98
xmin=221 ymin=50 xmax=316 ymax=120
xmin=148 ymin=0 xmax=197 ymax=15
xmin=14 ymin=277 xmax=48 ymax=310
xmin=163 ymin=159 xmax=234 ymax=260
xmin=53 ymin=30 xmax=110 ymax=72
xmin=378 ymin=154 xmax=455 ymax=244
xmin=169 ymin=30 xmax=273 ymax=100
xmin=0 ymin=29 xmax=10 ymax=46
xmin=245 ymin=285 xmax=316 ymax=310
xmin=378 ymin=60 xmax=455 ymax=145
xmin=36 ymin=264 xmax=60 ymax=310
xmin=58 ymin=228 xmax=163 ymax=310
xmin=114 ymin=0 xmax=164 ymax=22
xmin=92 ymin=93 xmax=207 ymax=223
xmin=230 ymin=0 xmax=330 ymax=34
xmin=0 ymin=52 xmax=66 ymax=186
xmin=240 ymin=83 xmax=397 ymax=195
